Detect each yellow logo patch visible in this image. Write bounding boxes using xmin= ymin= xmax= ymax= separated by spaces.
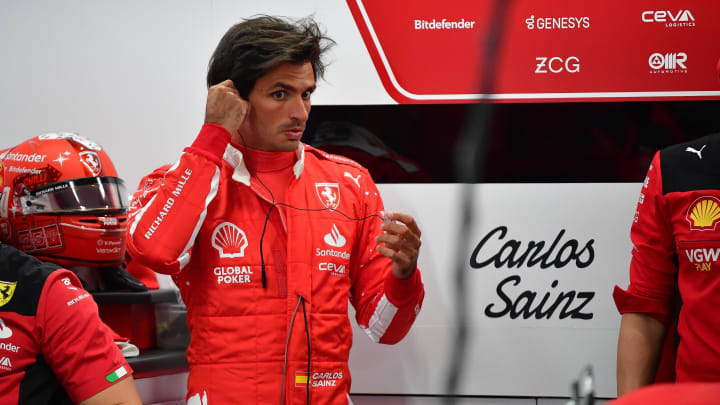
xmin=0 ymin=281 xmax=17 ymax=307
xmin=687 ymin=197 xmax=720 ymax=230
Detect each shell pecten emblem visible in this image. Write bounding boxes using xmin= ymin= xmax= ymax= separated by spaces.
xmin=212 ymin=222 xmax=249 ymax=258
xmin=687 ymin=196 xmax=720 ymax=230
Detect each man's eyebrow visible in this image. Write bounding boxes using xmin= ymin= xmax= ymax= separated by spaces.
xmin=270 ymin=82 xmax=316 ymax=93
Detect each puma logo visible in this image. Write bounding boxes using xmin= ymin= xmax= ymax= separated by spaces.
xmin=685 ymin=145 xmax=707 ymax=160
xmin=344 ymin=172 xmax=361 ymax=188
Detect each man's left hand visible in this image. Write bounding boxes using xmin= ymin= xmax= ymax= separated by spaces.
xmin=375 ymin=212 xmax=422 ymax=279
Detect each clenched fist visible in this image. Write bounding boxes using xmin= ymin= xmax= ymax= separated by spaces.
xmin=205 ymin=80 xmax=249 ymax=137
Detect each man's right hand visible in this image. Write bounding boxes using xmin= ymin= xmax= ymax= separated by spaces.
xmin=204 ymin=79 xmax=249 ymax=137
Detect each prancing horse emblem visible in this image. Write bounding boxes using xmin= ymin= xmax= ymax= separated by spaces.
xmin=315 ymin=183 xmax=340 ymax=210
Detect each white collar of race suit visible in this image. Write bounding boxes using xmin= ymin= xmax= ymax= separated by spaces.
xmin=222 ymin=142 xmax=305 ymax=186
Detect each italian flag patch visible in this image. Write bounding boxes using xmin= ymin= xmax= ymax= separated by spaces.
xmin=106 ymin=366 xmax=128 ymax=383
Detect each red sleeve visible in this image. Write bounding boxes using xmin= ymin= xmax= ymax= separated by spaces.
xmin=125 ymin=123 xmax=230 ymax=275
xmin=349 ymin=172 xmax=425 ymax=345
xmin=37 ymin=270 xmax=132 ymax=403
xmin=613 ymin=152 xmax=677 ymax=326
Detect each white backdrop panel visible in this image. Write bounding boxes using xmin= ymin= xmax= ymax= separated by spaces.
xmin=347 ymin=183 xmax=638 ymax=398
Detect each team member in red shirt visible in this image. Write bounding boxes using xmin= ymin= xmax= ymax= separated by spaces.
xmin=614 ymin=134 xmax=720 ymax=396
xmin=0 ymin=134 xmax=141 ymax=404
xmin=126 ymin=15 xmax=425 ymax=404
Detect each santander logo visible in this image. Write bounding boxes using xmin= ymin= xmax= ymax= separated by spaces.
xmin=323 ymin=224 xmax=346 ymax=248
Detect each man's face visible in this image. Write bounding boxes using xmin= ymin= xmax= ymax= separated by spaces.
xmin=236 ymin=62 xmax=316 ymax=152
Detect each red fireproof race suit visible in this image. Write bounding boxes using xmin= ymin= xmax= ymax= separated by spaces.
xmin=0 ymin=243 xmax=132 ymax=404
xmin=126 ymin=124 xmax=425 ymax=404
xmin=614 ymin=134 xmax=720 ymax=382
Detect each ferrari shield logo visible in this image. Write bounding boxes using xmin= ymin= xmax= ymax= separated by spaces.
xmin=79 ymin=151 xmax=103 ymax=176
xmin=0 ymin=281 xmax=17 ymax=308
xmin=315 ymin=183 xmax=340 ymax=210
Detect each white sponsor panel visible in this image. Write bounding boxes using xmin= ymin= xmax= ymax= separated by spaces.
xmin=349 ymin=183 xmax=637 ymax=397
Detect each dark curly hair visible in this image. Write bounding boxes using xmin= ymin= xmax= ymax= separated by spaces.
xmin=207 ymin=15 xmax=335 ymax=99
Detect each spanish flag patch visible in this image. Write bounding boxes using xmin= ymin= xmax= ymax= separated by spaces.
xmin=295 ymin=371 xmax=310 ymax=387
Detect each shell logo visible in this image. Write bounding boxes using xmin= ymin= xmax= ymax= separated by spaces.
xmin=686 ymin=196 xmax=720 ymax=231
xmin=211 ymin=222 xmax=249 ymax=258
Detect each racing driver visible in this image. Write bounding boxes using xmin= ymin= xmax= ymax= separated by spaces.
xmin=125 ymin=15 xmax=425 ymax=404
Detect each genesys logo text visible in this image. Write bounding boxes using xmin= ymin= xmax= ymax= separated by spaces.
xmin=526 ymin=15 xmax=590 ymax=30
xmin=648 ymin=52 xmax=687 ymax=74
xmin=641 ymin=10 xmax=695 ymax=28
xmin=535 ymin=57 xmax=580 ymax=74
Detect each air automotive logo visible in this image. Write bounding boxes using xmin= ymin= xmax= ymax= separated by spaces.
xmin=648 ymin=52 xmax=687 ymax=74
xmin=315 ymin=183 xmax=340 ymax=210
xmin=687 ymin=197 xmax=720 ymax=231
xmin=212 ymin=222 xmax=249 ymax=258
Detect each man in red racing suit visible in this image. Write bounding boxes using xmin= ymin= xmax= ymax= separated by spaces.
xmin=614 ymin=133 xmax=720 ymax=396
xmin=125 ymin=16 xmax=424 ymax=404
